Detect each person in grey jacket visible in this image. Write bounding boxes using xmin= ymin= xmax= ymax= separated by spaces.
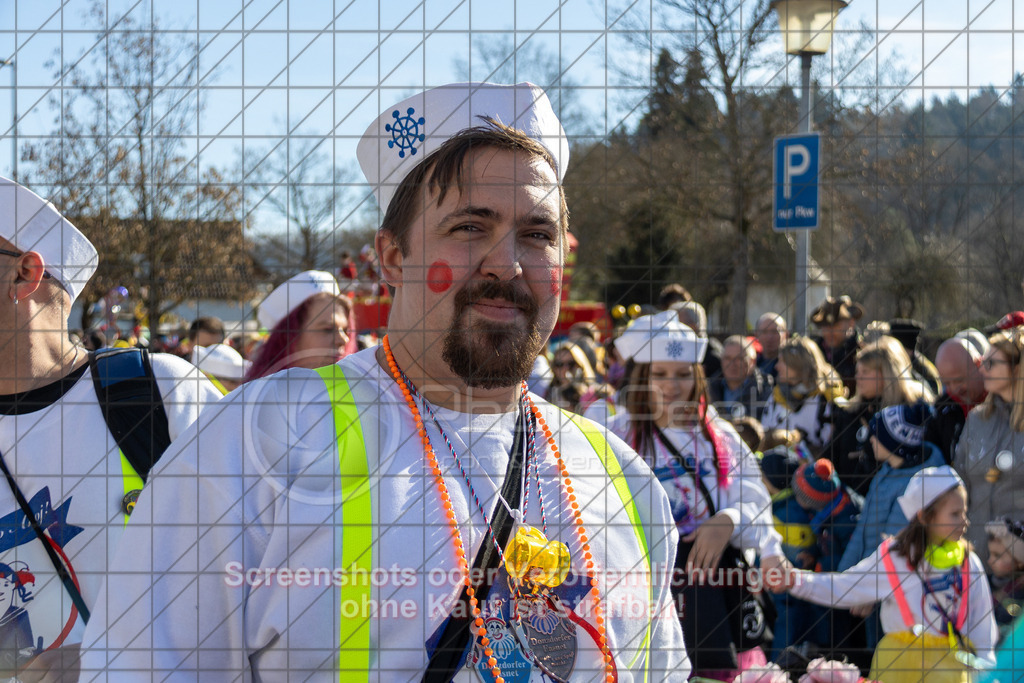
xmin=954 ymin=328 xmax=1024 ymax=564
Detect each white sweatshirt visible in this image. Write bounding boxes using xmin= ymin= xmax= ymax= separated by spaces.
xmin=790 ymin=542 xmax=997 ymax=664
xmin=607 ymin=410 xmax=784 ymax=560
xmin=81 ymin=347 xmax=690 ymax=681
xmin=0 ymin=353 xmax=220 ymax=662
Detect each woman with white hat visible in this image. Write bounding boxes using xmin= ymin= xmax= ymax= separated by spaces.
xmin=246 ymin=270 xmax=355 ymax=380
xmin=609 ymin=310 xmax=784 ymax=678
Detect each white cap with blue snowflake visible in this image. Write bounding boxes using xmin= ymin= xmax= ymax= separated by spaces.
xmin=614 ymin=310 xmax=708 ymax=365
xmin=357 ymin=82 xmax=570 ymax=215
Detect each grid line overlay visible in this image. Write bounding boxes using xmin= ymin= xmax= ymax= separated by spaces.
xmin=0 ymin=0 xmax=1021 ymax=680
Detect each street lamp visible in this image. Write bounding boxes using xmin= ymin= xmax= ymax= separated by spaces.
xmin=770 ymin=0 xmax=846 ymax=334
xmin=0 ymin=57 xmax=15 ymax=181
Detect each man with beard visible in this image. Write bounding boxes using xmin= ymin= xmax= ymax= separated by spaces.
xmin=83 ymin=83 xmax=689 ymax=681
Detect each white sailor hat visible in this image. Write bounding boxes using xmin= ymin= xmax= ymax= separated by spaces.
xmin=191 ymin=343 xmax=251 ymax=380
xmin=257 ymin=270 xmax=341 ymax=331
xmin=0 ymin=177 xmax=98 ymax=303
xmin=614 ymin=310 xmax=708 ymax=365
xmin=897 ymin=465 xmax=965 ymax=521
xmin=357 ymin=82 xmax=570 ymax=215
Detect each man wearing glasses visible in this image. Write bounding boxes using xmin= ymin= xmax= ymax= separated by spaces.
xmin=0 ymin=177 xmax=220 ymax=681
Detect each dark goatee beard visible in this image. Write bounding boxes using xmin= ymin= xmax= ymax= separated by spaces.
xmin=442 ymin=280 xmax=543 ymax=389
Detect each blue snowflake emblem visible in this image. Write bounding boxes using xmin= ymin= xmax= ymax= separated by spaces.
xmin=386 ymin=107 xmax=425 ymax=159
xmin=666 ymin=340 xmax=685 ymax=359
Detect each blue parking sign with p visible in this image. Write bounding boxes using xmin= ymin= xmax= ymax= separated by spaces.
xmin=773 ymin=133 xmax=820 ymax=230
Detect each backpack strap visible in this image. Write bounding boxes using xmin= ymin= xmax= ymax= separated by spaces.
xmin=89 ymin=348 xmax=172 ymax=483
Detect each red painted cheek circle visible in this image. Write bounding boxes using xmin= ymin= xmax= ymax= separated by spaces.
xmin=427 ymin=261 xmax=453 ymax=293
xmin=550 ymin=267 xmax=563 ymax=295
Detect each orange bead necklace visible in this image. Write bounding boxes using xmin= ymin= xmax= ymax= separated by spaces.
xmin=381 ymin=335 xmax=616 ymax=683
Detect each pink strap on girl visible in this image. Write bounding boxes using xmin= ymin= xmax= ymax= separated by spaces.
xmin=880 ymin=539 xmax=972 ymax=633
xmin=880 ymin=538 xmax=916 ymax=629
xmin=698 ymin=396 xmax=730 ymax=488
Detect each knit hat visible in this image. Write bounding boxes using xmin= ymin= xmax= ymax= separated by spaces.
xmin=868 ymin=402 xmax=931 ymax=466
xmin=953 ymin=328 xmax=990 ymax=362
xmin=0 ymin=177 xmax=98 ymax=303
xmin=760 ymin=446 xmax=803 ymax=492
xmin=792 ymin=459 xmax=841 ymax=511
xmin=897 ymin=465 xmax=964 ymax=521
xmin=257 ymin=270 xmax=340 ymax=331
xmin=357 ymin=82 xmax=569 ymax=216
xmin=614 ymin=310 xmax=708 ymax=365
xmin=986 ymin=517 xmax=1024 ymax=565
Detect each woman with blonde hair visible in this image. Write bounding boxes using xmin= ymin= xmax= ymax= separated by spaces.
xmin=760 ymin=335 xmax=846 ymax=457
xmin=955 ymin=327 xmax=1024 ymax=562
xmin=829 ymin=336 xmax=936 ymax=495
xmin=853 ymin=336 xmax=934 ymax=407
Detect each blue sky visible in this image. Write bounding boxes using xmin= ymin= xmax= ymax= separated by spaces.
xmin=0 ymin=0 xmax=1020 ymax=199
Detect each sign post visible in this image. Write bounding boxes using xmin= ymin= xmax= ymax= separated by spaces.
xmin=774 ymin=128 xmax=820 ymax=334
xmin=773 ymin=133 xmax=820 ymax=231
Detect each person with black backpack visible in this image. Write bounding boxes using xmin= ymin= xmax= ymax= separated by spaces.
xmin=0 ymin=177 xmax=221 ymax=681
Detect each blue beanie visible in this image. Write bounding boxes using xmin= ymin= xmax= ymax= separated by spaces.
xmin=869 ymin=402 xmax=931 ymax=466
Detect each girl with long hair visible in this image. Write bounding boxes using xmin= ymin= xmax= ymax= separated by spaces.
xmin=609 ymin=311 xmax=784 ymax=679
xmin=778 ymin=466 xmax=997 ymax=682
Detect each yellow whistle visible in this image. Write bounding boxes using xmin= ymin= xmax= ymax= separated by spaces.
xmin=504 ymin=525 xmax=571 ymax=589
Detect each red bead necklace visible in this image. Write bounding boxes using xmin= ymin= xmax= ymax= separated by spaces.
xmin=381 ymin=336 xmax=615 ymax=683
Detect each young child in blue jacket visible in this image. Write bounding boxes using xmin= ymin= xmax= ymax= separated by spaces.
xmin=759 ymin=445 xmax=815 ymax=658
xmin=790 ymin=457 xmax=862 ymax=656
xmin=837 ymin=402 xmax=944 ymax=651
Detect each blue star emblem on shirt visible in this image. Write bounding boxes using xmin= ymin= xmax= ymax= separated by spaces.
xmin=666 ymin=340 xmax=684 ymax=359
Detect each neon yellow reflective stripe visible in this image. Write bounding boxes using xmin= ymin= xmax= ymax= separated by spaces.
xmin=316 ymin=364 xmax=372 ymax=683
xmin=119 ymin=451 xmax=144 ymax=526
xmin=559 ymin=409 xmax=652 ymax=681
xmin=204 ymin=373 xmax=229 ymax=396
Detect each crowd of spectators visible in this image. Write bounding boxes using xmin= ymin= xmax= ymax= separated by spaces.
xmin=72 ymin=273 xmax=1024 ymax=680
xmin=523 ymin=284 xmax=1024 ymax=680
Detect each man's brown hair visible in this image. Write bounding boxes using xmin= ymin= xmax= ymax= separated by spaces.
xmin=379 ymin=118 xmax=568 ymax=256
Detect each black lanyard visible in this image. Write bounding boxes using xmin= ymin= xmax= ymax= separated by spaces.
xmin=653 ymin=425 xmax=718 ymax=515
xmin=0 ymin=448 xmax=90 ymax=623
xmin=423 ymin=406 xmax=528 ymax=682
xmin=917 ymin=560 xmax=974 ymax=655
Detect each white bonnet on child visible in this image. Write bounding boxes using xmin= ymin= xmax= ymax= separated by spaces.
xmin=897 ymin=466 xmax=964 ymax=521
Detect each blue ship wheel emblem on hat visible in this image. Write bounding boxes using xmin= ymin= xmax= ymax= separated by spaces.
xmin=666 ymin=340 xmax=684 ymax=359
xmin=386 ymin=107 xmax=425 ymax=159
